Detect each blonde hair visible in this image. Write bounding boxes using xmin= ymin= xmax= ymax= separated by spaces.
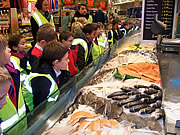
xmin=77 ymin=17 xmax=87 ymax=26
xmin=71 ymin=22 xmax=83 ymax=33
xmin=0 ymin=67 xmax=11 ymax=83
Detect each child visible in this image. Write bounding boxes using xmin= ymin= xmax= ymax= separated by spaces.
xmin=92 ymin=22 xmax=107 ymax=60
xmin=77 ymin=17 xmax=87 ymax=26
xmin=68 ymin=23 xmax=98 ymax=76
xmin=59 ymin=31 xmax=74 ymax=48
xmin=71 ymin=22 xmax=83 ymax=34
xmin=107 ymin=23 xmax=114 ymax=48
xmin=23 ymin=41 xmax=70 ymax=112
xmin=120 ymin=21 xmax=130 ymax=37
xmin=112 ymin=20 xmax=121 ymax=43
xmin=8 ymin=34 xmax=29 ymax=73
xmin=0 ymin=67 xmax=11 ymax=109
xmin=0 ymin=35 xmax=27 ymax=134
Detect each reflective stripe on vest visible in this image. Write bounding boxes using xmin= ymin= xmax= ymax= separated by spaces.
xmin=33 ymin=12 xmax=43 ymax=26
xmin=10 ymin=57 xmax=20 ymax=71
xmin=72 ymin=38 xmax=88 ymax=61
xmin=24 ymin=73 xmax=56 ymax=95
xmin=108 ymin=30 xmax=114 ymax=47
xmin=120 ymin=28 xmax=127 ymax=37
xmin=32 ymin=10 xmax=55 ymax=28
xmin=1 ymin=103 xmax=26 ymax=130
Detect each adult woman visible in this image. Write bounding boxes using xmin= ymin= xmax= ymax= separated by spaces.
xmin=62 ymin=12 xmax=72 ymax=31
xmin=30 ymin=0 xmax=55 ymax=45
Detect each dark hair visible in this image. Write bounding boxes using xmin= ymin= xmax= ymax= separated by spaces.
xmin=82 ymin=23 xmax=98 ymax=35
xmin=36 ymin=24 xmax=57 ymax=42
xmin=66 ymin=12 xmax=70 ymax=16
xmin=8 ymin=34 xmax=23 ymax=52
xmin=78 ymin=4 xmax=87 ymax=10
xmin=112 ymin=20 xmax=118 ymax=27
xmin=35 ymin=0 xmax=44 ymax=10
xmin=43 ymin=41 xmax=69 ymax=65
xmin=59 ymin=31 xmax=73 ymax=42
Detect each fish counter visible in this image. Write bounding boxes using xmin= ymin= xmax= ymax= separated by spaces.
xmin=23 ymin=32 xmax=166 ymax=135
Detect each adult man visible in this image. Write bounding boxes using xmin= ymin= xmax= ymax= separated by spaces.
xmin=94 ymin=8 xmax=105 ymax=24
xmin=72 ymin=4 xmax=93 ymax=24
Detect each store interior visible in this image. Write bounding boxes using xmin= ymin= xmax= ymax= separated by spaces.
xmin=1 ymin=0 xmax=180 ymax=134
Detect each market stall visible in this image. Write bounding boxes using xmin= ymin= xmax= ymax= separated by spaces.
xmin=7 ymin=30 xmax=164 ymax=135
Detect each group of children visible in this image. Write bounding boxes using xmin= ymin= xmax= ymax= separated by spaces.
xmin=0 ymin=15 xmax=139 ymax=134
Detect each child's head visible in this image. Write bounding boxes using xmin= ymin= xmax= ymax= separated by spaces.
xmin=0 ymin=35 xmax=11 ymax=66
xmin=0 ymin=67 xmax=11 ymax=109
xmin=59 ymin=31 xmax=74 ymax=48
xmin=77 ymin=17 xmax=87 ymax=26
xmin=43 ymin=41 xmax=69 ymax=71
xmin=8 ymin=34 xmax=27 ymax=53
xmin=107 ymin=23 xmax=113 ymax=31
xmin=123 ymin=21 xmax=130 ymax=30
xmin=97 ymin=22 xmax=104 ymax=35
xmin=36 ymin=24 xmax=57 ymax=48
xmin=117 ymin=16 xmax=125 ymax=25
xmin=82 ymin=23 xmax=98 ymax=42
xmin=71 ymin=22 xmax=83 ymax=34
xmin=112 ymin=20 xmax=118 ymax=30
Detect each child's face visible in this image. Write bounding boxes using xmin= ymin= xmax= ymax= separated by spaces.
xmin=62 ymin=36 xmax=73 ymax=48
xmin=108 ymin=24 xmax=112 ymax=30
xmin=1 ymin=46 xmax=11 ymax=66
xmin=113 ymin=24 xmax=118 ymax=30
xmin=0 ymin=81 xmax=10 ymax=109
xmin=86 ymin=30 xmax=96 ymax=42
xmin=98 ymin=28 xmax=104 ymax=35
xmin=17 ymin=38 xmax=27 ymax=53
xmin=55 ymin=52 xmax=69 ymax=70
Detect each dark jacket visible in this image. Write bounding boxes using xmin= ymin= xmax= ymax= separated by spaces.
xmin=112 ymin=28 xmax=122 ymax=43
xmin=30 ymin=11 xmax=51 ymax=46
xmin=94 ymin=10 xmax=105 ymax=23
xmin=72 ymin=11 xmax=91 ymax=23
xmin=31 ymin=57 xmax=70 ymax=108
xmin=68 ymin=28 xmax=93 ymax=76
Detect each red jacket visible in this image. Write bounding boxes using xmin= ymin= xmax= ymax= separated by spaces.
xmin=31 ymin=44 xmax=43 ymax=58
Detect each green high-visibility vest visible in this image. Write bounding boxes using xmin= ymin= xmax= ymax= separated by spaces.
xmin=22 ymin=73 xmax=59 ymax=112
xmin=108 ymin=30 xmax=114 ymax=48
xmin=72 ymin=38 xmax=89 ymax=62
xmin=0 ymin=88 xmax=27 ymax=135
xmin=92 ymin=41 xmax=101 ymax=61
xmin=32 ymin=10 xmax=55 ymax=27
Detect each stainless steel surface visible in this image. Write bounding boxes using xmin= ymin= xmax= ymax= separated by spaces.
xmin=157 ymin=50 xmax=180 ymax=134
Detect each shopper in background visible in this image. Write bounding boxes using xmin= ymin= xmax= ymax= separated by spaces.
xmin=30 ymin=0 xmax=55 ymax=46
xmin=94 ymin=8 xmax=105 ymax=24
xmin=72 ymin=4 xmax=93 ymax=24
xmin=68 ymin=23 xmax=98 ymax=76
xmin=23 ymin=41 xmax=69 ymax=112
xmin=0 ymin=35 xmax=27 ymax=134
xmin=62 ymin=12 xmax=72 ymax=31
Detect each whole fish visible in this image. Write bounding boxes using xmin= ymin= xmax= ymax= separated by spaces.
xmin=144 ymin=88 xmax=158 ymax=95
xmin=130 ymin=104 xmax=148 ymax=112
xmin=124 ymin=101 xmax=143 ymax=108
xmin=121 ymin=87 xmax=138 ymax=92
xmin=134 ymin=84 xmax=149 ymax=89
xmin=151 ymin=109 xmax=165 ymax=120
xmin=139 ymin=107 xmax=155 ymax=114
xmin=141 ymin=98 xmax=156 ymax=104
xmin=112 ymin=95 xmax=129 ymax=101
xmin=150 ymin=100 xmax=162 ymax=108
xmin=149 ymin=84 xmax=162 ymax=91
xmin=107 ymin=91 xmax=126 ymax=98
